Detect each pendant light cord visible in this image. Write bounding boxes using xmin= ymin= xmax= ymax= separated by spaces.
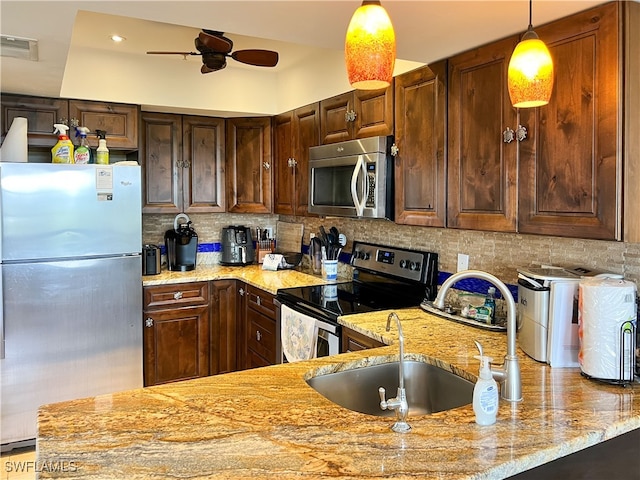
xmin=528 ymin=0 xmax=533 ymax=30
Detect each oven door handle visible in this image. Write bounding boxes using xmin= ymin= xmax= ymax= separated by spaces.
xmin=350 ymin=154 xmax=367 ymax=217
xmin=283 ymin=301 xmax=340 ymax=335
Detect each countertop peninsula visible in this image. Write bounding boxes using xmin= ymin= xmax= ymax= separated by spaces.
xmin=37 ymin=267 xmax=640 ymax=479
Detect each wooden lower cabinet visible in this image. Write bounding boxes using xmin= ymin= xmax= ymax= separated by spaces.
xmin=143 ymin=280 xmax=279 ymax=384
xmin=210 ymin=280 xmax=238 ymax=375
xmin=342 ymin=327 xmax=385 ymax=353
xmin=244 ymin=284 xmax=277 ymax=368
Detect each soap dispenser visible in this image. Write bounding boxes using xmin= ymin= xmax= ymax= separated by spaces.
xmin=472 ymin=340 xmax=499 ymax=425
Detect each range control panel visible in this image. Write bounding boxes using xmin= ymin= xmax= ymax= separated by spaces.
xmin=350 ymin=241 xmax=437 ymax=284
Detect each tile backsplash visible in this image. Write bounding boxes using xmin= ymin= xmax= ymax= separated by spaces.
xmin=143 ymin=213 xmax=639 ymax=286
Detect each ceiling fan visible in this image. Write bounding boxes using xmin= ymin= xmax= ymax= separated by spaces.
xmin=147 ymin=29 xmax=279 ymax=74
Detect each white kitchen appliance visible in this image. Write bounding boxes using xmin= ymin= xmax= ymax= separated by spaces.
xmin=578 ymin=277 xmax=637 ymax=383
xmin=0 ymin=163 xmax=143 ymax=450
xmin=517 ymin=266 xmax=614 ymax=367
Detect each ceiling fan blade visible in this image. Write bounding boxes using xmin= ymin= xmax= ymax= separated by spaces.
xmin=147 ymin=51 xmax=200 ymax=56
xmin=198 ymin=31 xmax=233 ymax=53
xmin=231 ymin=49 xmax=279 ymax=67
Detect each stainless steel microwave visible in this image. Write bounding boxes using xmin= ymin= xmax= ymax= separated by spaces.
xmin=308 ymin=136 xmax=394 ymax=219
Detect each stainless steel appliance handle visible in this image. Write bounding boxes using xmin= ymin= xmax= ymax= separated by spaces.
xmin=0 ymin=265 xmax=4 ymax=360
xmin=350 ymin=155 xmax=367 ymax=217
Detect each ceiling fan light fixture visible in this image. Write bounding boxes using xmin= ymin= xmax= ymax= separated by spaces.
xmin=345 ymin=0 xmax=396 ymax=90
xmin=507 ymin=1 xmax=554 ymax=108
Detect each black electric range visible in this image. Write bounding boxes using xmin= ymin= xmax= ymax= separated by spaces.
xmin=276 ymin=241 xmax=439 ymax=324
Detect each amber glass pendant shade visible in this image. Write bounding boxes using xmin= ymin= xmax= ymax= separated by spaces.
xmin=345 ymin=1 xmax=396 ymax=90
xmin=507 ymin=0 xmax=554 ymax=109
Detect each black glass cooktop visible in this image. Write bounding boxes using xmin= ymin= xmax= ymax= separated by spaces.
xmin=277 ymin=279 xmax=426 ymax=321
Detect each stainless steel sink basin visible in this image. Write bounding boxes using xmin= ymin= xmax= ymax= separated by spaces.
xmin=306 ymin=360 xmax=474 ymax=417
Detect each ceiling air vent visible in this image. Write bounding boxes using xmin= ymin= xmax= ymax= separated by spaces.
xmin=1 ymin=35 xmax=39 ymax=61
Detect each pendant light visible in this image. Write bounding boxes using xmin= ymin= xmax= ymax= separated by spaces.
xmin=507 ymin=0 xmax=554 ymax=108
xmin=345 ymin=0 xmax=396 ymax=90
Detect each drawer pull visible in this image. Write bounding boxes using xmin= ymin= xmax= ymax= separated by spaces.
xmin=145 ymin=317 xmax=154 ymax=328
xmin=256 ymin=330 xmax=262 ymax=342
xmin=256 ymin=296 xmax=261 ymax=306
xmin=173 ymin=291 xmax=183 ymax=300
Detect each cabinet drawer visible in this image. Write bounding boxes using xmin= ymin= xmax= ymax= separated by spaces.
xmin=246 ymin=310 xmax=276 ymax=364
xmin=342 ymin=327 xmax=385 ymax=353
xmin=246 ymin=285 xmax=276 ymax=318
xmin=144 ymin=282 xmax=209 ymax=310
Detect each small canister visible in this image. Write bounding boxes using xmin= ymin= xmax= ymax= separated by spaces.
xmin=142 ymin=244 xmax=161 ymax=275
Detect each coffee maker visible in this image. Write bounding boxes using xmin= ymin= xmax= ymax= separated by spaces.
xmin=165 ymin=214 xmax=198 ymax=271
xmin=220 ymin=226 xmax=255 ymax=266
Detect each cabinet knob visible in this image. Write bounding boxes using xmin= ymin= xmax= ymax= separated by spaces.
xmin=183 ymin=161 xmax=191 ymax=169
xmin=345 ymin=110 xmax=357 ymax=122
xmin=239 ymin=288 xmax=245 ymax=296
xmin=173 ymin=291 xmax=183 ymax=300
xmin=287 ymin=158 xmax=297 ymax=168
xmin=262 ymin=162 xmax=271 ymax=170
xmin=502 ymin=127 xmax=515 ymax=144
xmin=256 ymin=330 xmax=262 ymax=342
xmin=515 ymin=124 xmax=528 ymax=142
xmin=145 ymin=317 xmax=154 ymax=328
xmin=390 ymin=143 xmax=399 ymax=157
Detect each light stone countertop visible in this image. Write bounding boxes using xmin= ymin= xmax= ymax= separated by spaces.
xmin=141 ymin=264 xmax=335 ymax=294
xmin=36 ymin=269 xmax=640 ymax=479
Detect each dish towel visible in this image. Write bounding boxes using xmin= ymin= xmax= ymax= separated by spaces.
xmin=281 ymin=304 xmax=318 ymax=363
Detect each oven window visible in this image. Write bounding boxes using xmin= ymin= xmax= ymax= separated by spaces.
xmin=312 ymin=165 xmax=358 ymax=207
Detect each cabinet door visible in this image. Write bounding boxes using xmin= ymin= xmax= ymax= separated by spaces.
xmin=210 ymin=280 xmax=238 ymax=375
xmin=182 ymin=116 xmax=226 ymax=213
xmin=293 ymin=103 xmax=320 ymax=216
xmin=320 ymin=92 xmax=353 ymax=144
xmin=448 ymin=35 xmax=520 ymax=232
xmin=245 ymin=309 xmax=277 ymax=367
xmin=354 ymin=85 xmax=394 ymax=139
xmin=68 ymin=100 xmax=139 ymax=149
xmin=273 ymin=111 xmax=295 ymax=215
xmin=140 ymin=112 xmax=182 ymax=213
xmin=226 ymin=117 xmax=272 ymax=213
xmin=143 ymin=305 xmax=210 ymax=386
xmin=342 ymin=327 xmax=385 ymax=352
xmin=518 ymin=2 xmax=620 ymax=240
xmin=394 ymin=63 xmax=447 ymax=227
xmin=236 ymin=282 xmax=247 ymax=370
xmin=1 ymin=94 xmax=69 ymax=147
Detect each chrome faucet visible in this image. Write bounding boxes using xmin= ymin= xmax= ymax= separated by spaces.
xmin=378 ymin=312 xmax=411 ymax=433
xmin=433 ymin=270 xmax=522 ymax=402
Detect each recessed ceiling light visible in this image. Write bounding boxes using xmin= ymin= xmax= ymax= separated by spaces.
xmin=110 ymin=35 xmax=126 ymax=43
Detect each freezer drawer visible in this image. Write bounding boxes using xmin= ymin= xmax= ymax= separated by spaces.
xmin=0 ymin=255 xmax=143 ymax=447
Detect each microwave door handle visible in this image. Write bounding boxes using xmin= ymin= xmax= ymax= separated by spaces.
xmin=350 ymin=155 xmax=366 ymax=217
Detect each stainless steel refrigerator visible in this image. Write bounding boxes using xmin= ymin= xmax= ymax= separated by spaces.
xmin=0 ymin=163 xmax=143 ymax=450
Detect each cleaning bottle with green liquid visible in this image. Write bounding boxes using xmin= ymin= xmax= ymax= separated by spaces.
xmin=51 ymin=124 xmax=74 ymax=163
xmin=74 ymin=126 xmax=92 ymax=164
xmin=95 ymin=130 xmax=109 ymax=165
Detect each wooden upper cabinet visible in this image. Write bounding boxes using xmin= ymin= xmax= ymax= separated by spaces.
xmin=141 ymin=113 xmax=225 ymax=214
xmin=394 ymin=62 xmax=447 ymax=227
xmin=319 ymin=87 xmax=393 ymax=144
xmin=181 ymin=116 xmax=226 ymax=213
xmin=273 ymin=103 xmax=320 ymax=216
xmin=1 ymin=94 xmax=69 ymax=147
xmin=447 ymin=35 xmax=520 ymax=232
xmin=226 ymin=117 xmax=272 ymax=213
xmin=518 ymin=2 xmax=620 ymax=240
xmin=68 ymin=99 xmax=139 ymax=149
xmin=140 ymin=112 xmax=182 ymax=213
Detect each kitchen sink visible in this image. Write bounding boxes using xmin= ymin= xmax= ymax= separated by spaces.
xmin=306 ymin=360 xmax=474 ymax=417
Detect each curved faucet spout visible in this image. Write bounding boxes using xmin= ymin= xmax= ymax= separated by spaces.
xmin=433 ymin=270 xmax=522 ymax=402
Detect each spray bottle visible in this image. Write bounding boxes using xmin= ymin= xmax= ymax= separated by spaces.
xmin=95 ymin=130 xmax=109 ymax=165
xmin=51 ymin=124 xmax=74 ymax=163
xmin=472 ymin=340 xmax=499 ymax=425
xmin=74 ymin=126 xmax=92 ymax=164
